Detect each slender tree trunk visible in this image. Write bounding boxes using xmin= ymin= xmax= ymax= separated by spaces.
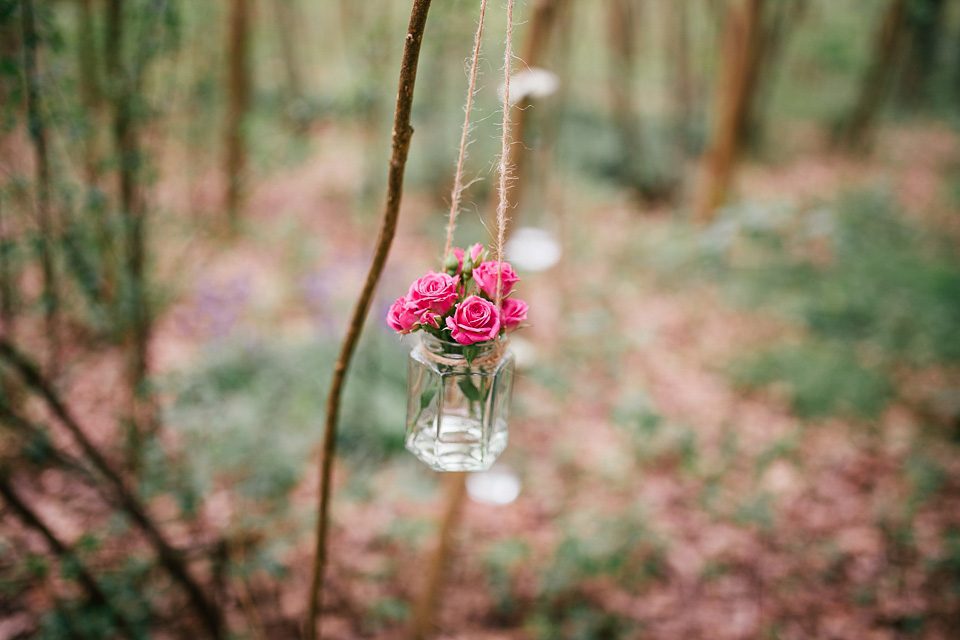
xmin=106 ymin=0 xmax=152 ymax=469
xmin=78 ymin=0 xmax=102 ymax=183
xmin=670 ymin=0 xmax=693 ymax=155
xmin=20 ymin=0 xmax=59 ymax=375
xmin=0 ymin=471 xmax=137 ymax=638
xmin=498 ymin=0 xmax=567 ymax=232
xmin=224 ymin=0 xmax=251 ymax=230
xmin=693 ymin=0 xmax=763 ymax=223
xmin=898 ymin=0 xmax=947 ymax=108
xmin=407 ymin=473 xmax=468 ymax=640
xmin=304 ymin=2 xmax=433 ymax=638
xmin=837 ymin=0 xmax=908 ymax=152
xmin=0 ymin=196 xmax=13 ymax=336
xmin=271 ymin=0 xmax=303 ymax=104
xmin=742 ymin=0 xmax=809 ymax=150
xmin=607 ymin=0 xmax=642 ymax=168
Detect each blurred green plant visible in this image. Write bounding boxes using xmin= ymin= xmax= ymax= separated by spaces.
xmin=613 ymin=391 xmax=699 ymax=471
xmin=731 ymin=342 xmax=893 ymax=419
xmin=648 ymin=189 xmax=960 ymax=420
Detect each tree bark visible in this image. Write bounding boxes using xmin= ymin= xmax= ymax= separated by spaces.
xmin=0 ymin=471 xmax=138 ymax=638
xmin=0 ymin=338 xmax=224 ymax=639
xmin=106 ymin=0 xmax=154 ymax=468
xmin=78 ymin=0 xmax=102 ymax=183
xmin=304 ymin=2 xmax=433 ymax=639
xmin=740 ymin=0 xmax=809 ymax=150
xmin=670 ymin=0 xmax=693 ymax=155
xmin=20 ymin=0 xmax=59 ymax=375
xmin=0 ymin=196 xmax=13 ymax=336
xmin=498 ymin=0 xmax=567 ymax=229
xmin=271 ymin=0 xmax=303 ymax=104
xmin=837 ymin=0 xmax=908 ymax=152
xmin=898 ymin=0 xmax=947 ymax=108
xmin=224 ymin=0 xmax=251 ymax=230
xmin=693 ymin=0 xmax=763 ymax=223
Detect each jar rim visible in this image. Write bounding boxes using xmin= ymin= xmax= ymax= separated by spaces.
xmin=419 ymin=332 xmax=503 ymax=357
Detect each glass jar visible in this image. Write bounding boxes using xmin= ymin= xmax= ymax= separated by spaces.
xmin=405 ymin=333 xmax=514 ymax=472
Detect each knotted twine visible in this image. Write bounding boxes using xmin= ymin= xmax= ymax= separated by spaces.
xmin=430 ymin=0 xmax=516 ymax=368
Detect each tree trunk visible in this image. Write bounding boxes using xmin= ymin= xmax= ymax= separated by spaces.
xmin=78 ymin=0 xmax=102 ymax=183
xmin=224 ymin=0 xmax=251 ymax=230
xmin=498 ymin=0 xmax=568 ymax=233
xmin=742 ymin=0 xmax=809 ymax=150
xmin=0 ymin=338 xmax=224 ymax=639
xmin=693 ymin=0 xmax=763 ymax=223
xmin=407 ymin=473 xmax=468 ymax=640
xmin=271 ymin=0 xmax=303 ymax=105
xmin=0 ymin=471 xmax=137 ymax=638
xmin=20 ymin=0 xmax=59 ymax=375
xmin=898 ymin=0 xmax=947 ymax=108
xmin=836 ymin=0 xmax=908 ymax=152
xmin=607 ymin=0 xmax=642 ymax=170
xmin=106 ymin=0 xmax=151 ymax=469
xmin=670 ymin=0 xmax=693 ymax=155
xmin=0 ymin=196 xmax=13 ymax=335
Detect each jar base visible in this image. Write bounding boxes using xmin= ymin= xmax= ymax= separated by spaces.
xmin=406 ymin=415 xmax=508 ymax=472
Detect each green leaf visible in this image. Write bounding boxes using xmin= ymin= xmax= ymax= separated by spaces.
xmin=463 ymin=344 xmax=479 ymax=364
xmin=457 ymin=378 xmax=482 ymax=403
xmin=419 ymin=387 xmax=437 ymax=409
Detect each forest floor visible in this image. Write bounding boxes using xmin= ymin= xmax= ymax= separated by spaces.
xmin=149 ymin=121 xmax=960 ymax=639
xmin=4 ymin=122 xmax=960 ymax=640
xmin=150 ymin=120 xmax=960 ymax=640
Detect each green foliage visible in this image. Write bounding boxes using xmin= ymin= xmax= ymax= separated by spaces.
xmin=484 ymin=538 xmax=531 ymax=620
xmin=613 ymin=391 xmax=699 ymax=470
xmin=731 ymin=342 xmax=893 ymax=419
xmin=650 ymin=189 xmax=960 ymax=420
xmin=161 ymin=329 xmax=408 ymax=508
xmin=362 ymin=597 xmax=410 ymax=634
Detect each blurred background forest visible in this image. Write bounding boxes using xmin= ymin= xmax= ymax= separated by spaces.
xmin=2 ymin=0 xmax=960 ymax=638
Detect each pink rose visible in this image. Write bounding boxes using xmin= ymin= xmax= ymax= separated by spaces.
xmin=467 ymin=243 xmax=484 ymax=264
xmin=420 ymin=310 xmax=441 ymax=329
xmin=449 ymin=243 xmax=484 ymax=275
xmin=386 ymin=296 xmax=418 ymax=333
xmin=445 ymin=296 xmax=501 ymax=345
xmin=500 ymin=298 xmax=528 ymax=331
xmin=408 ymin=271 xmax=459 ymax=314
xmin=451 ymin=248 xmax=465 ymax=274
xmin=472 ymin=261 xmax=519 ymax=299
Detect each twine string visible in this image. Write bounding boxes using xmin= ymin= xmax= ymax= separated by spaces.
xmin=494 ymin=0 xmax=516 ymax=315
xmin=443 ymin=0 xmax=490 ymax=263
xmin=428 ymin=0 xmax=515 ymax=366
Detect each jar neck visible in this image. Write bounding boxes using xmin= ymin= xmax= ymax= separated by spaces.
xmin=419 ymin=332 xmax=499 ymax=360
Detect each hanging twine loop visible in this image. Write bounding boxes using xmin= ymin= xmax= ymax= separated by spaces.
xmin=427 ymin=0 xmax=515 ymax=367
xmin=443 ymin=0 xmax=490 ymax=262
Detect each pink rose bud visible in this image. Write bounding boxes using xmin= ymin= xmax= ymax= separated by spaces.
xmin=420 ymin=310 xmax=442 ymax=329
xmin=445 ymin=250 xmax=462 ymax=275
xmin=468 ymin=242 xmax=484 ymax=264
xmin=386 ymin=296 xmax=419 ymax=333
xmin=472 ymin=261 xmax=520 ymax=299
xmin=445 ymin=296 xmax=501 ymax=345
xmin=408 ymin=270 xmax=459 ymax=315
xmin=500 ymin=298 xmax=528 ymax=331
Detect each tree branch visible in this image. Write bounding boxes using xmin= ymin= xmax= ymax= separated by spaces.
xmin=0 ymin=338 xmax=223 ymax=639
xmin=0 ymin=470 xmax=138 ymax=638
xmin=304 ymin=1 xmax=434 ymax=638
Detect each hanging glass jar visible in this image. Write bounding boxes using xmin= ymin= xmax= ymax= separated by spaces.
xmin=405 ymin=333 xmax=514 ymax=472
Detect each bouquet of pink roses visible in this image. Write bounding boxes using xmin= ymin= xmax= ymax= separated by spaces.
xmin=386 ymin=243 xmax=528 ymax=349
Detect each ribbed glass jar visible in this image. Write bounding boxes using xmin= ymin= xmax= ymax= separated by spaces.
xmin=405 ymin=333 xmax=514 ymax=472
